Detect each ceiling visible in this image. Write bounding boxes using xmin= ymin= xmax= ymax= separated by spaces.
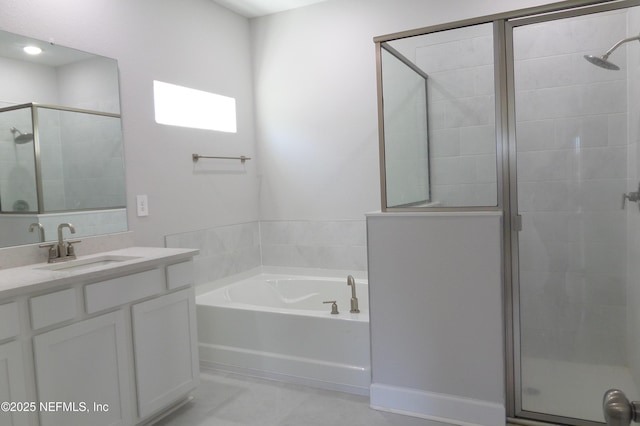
xmin=212 ymin=0 xmax=330 ymax=18
xmin=0 ymin=30 xmax=95 ymax=67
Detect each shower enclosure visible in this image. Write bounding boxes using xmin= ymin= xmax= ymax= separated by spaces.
xmin=0 ymin=103 xmax=125 ymax=214
xmin=375 ymin=0 xmax=640 ymax=424
xmin=508 ymin=4 xmax=640 ymax=424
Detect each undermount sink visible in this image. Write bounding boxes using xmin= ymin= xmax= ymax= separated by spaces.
xmin=37 ymin=255 xmax=141 ymax=272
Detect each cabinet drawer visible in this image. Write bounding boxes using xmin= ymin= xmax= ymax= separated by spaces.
xmin=30 ymin=288 xmax=77 ymax=330
xmin=85 ymin=269 xmax=164 ymax=314
xmin=166 ymin=260 xmax=194 ymax=290
xmin=0 ymin=302 xmax=19 ymax=340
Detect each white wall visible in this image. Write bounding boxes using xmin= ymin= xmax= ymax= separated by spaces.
xmin=57 ymin=56 xmax=121 ymax=113
xmin=367 ymin=212 xmax=504 ymax=426
xmin=0 ymin=0 xmax=260 ymax=247
xmin=0 ymin=0 xmax=563 ymax=248
xmin=0 ymin=56 xmax=59 ymax=105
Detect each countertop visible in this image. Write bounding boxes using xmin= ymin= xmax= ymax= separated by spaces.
xmin=0 ymin=247 xmax=199 ymax=300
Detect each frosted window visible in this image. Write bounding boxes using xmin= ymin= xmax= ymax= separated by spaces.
xmin=153 ymin=80 xmax=237 ymax=133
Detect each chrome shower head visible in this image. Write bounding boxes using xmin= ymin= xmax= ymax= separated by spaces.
xmin=9 ymin=127 xmax=33 ymax=144
xmin=584 ymin=33 xmax=640 ymax=71
xmin=584 ymin=54 xmax=620 ymax=70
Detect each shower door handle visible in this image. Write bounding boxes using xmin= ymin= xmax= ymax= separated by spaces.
xmin=603 ymin=389 xmax=640 ymax=426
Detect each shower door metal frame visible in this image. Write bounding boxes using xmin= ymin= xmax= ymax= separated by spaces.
xmin=503 ymin=1 xmax=640 ymax=425
xmin=374 ymin=1 xmax=640 ymax=425
xmin=0 ymin=102 xmax=123 ymax=214
xmin=373 ymin=0 xmax=617 ymax=214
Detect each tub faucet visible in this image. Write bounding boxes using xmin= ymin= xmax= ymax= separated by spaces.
xmin=347 ymin=275 xmax=360 ymax=313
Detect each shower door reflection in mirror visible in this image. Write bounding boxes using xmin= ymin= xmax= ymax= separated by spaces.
xmin=510 ymin=4 xmax=640 ymax=424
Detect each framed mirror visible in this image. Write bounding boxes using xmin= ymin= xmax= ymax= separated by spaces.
xmin=0 ymin=29 xmax=127 ymax=248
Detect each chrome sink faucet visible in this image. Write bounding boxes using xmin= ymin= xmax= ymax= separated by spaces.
xmin=347 ymin=275 xmax=360 ymax=313
xmin=29 ymin=222 xmax=45 ymax=242
xmin=40 ymin=223 xmax=81 ymax=263
xmin=57 ymin=223 xmax=76 ymax=258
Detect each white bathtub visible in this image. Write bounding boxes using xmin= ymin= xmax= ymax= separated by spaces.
xmin=196 ymin=272 xmax=370 ymax=395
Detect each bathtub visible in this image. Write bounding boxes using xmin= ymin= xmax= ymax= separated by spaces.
xmin=196 ymin=271 xmax=370 ymax=395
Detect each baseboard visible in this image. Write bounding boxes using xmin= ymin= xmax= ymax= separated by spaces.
xmin=370 ymin=383 xmax=505 ymax=426
xmin=199 ymin=343 xmax=370 ymax=396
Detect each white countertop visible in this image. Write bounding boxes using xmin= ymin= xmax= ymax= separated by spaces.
xmin=0 ymin=247 xmax=199 ymax=300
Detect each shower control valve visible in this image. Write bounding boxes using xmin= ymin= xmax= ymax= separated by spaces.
xmin=622 ymin=182 xmax=640 ymax=210
xmin=323 ymin=301 xmax=339 ymax=315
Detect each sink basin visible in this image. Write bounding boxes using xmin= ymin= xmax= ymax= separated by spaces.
xmin=38 ymin=255 xmax=141 ymax=272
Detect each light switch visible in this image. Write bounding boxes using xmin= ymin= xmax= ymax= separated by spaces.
xmin=136 ymin=195 xmax=149 ymax=217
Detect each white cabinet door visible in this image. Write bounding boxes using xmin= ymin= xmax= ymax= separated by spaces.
xmin=0 ymin=341 xmax=29 ymax=426
xmin=33 ymin=311 xmax=132 ymax=426
xmin=132 ymin=288 xmax=198 ymax=419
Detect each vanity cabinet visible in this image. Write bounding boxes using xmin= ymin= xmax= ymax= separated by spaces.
xmin=33 ymin=311 xmax=132 ymax=426
xmin=0 ymin=248 xmax=198 ymax=426
xmin=132 ymin=288 xmax=198 ymax=419
xmin=0 ymin=340 xmax=29 ymax=426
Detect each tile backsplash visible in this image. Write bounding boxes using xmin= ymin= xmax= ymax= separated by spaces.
xmin=165 ymin=222 xmax=261 ymax=285
xmin=165 ymin=220 xmax=367 ymax=284
xmin=260 ymin=220 xmax=367 ymax=271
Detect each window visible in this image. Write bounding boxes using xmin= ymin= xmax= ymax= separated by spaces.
xmin=153 ymin=80 xmax=236 ymax=133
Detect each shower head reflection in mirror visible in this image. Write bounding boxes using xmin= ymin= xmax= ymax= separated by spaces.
xmin=9 ymin=127 xmax=33 ymax=144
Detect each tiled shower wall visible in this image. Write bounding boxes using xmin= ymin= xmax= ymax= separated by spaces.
xmin=165 ymin=220 xmax=367 ymax=285
xmin=515 ymin=11 xmax=629 ymax=365
xmin=39 ymin=108 xmax=126 ymax=211
xmin=417 ymin=24 xmax=497 ymax=207
xmin=0 ymin=106 xmax=37 ymax=212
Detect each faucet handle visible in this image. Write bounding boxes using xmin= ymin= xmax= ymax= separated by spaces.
xmin=66 ymin=240 xmax=81 ymax=257
xmin=39 ymin=243 xmax=59 ymax=261
xmin=323 ymin=301 xmax=339 ymax=315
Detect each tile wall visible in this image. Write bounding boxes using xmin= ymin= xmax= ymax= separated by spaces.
xmin=39 ymin=108 xmax=126 ymax=211
xmin=165 ymin=220 xmax=367 ymax=285
xmin=416 ymin=23 xmax=498 ymax=207
xmin=260 ymin=220 xmax=367 ymax=271
xmin=165 ymin=222 xmax=262 ymax=285
xmin=514 ymin=11 xmax=629 ymax=365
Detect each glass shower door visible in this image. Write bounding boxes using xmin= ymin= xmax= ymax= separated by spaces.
xmin=510 ymin=4 xmax=640 ymax=425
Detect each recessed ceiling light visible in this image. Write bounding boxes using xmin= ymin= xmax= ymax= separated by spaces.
xmin=23 ymin=45 xmax=42 ymax=55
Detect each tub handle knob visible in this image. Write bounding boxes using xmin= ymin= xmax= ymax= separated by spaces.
xmin=323 ymin=301 xmax=339 ymax=315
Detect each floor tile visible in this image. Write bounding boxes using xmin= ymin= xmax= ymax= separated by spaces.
xmin=154 ymin=370 xmax=454 ymax=426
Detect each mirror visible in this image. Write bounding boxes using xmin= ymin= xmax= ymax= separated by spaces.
xmin=377 ymin=23 xmax=498 ymax=209
xmin=0 ymin=29 xmax=127 ymax=248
